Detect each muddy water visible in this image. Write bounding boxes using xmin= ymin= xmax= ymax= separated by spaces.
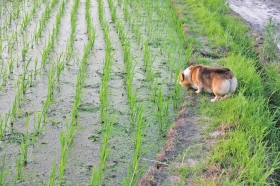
xmin=228 ymin=0 xmax=280 ymax=49
xmin=0 ymin=0 xmax=186 ymax=185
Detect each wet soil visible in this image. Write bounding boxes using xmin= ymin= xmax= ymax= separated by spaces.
xmin=228 ymin=0 xmax=280 ymax=49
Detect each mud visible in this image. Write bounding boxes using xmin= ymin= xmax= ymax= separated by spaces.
xmin=228 ymin=0 xmax=280 ymax=49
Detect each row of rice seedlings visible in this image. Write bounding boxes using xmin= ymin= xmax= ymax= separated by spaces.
xmin=155 ymin=84 xmax=171 ymax=134
xmin=35 ymin=0 xmax=60 ymax=41
xmin=63 ymin=0 xmax=79 ymax=64
xmin=2 ymin=2 xmax=48 ymax=82
xmin=20 ymin=0 xmax=41 ymax=32
xmin=91 ymin=1 xmax=115 ymax=184
xmin=97 ymin=0 xmax=113 ymax=122
xmin=41 ymin=27 xmax=57 ymax=67
xmin=0 ymin=1 xmax=24 ymax=32
xmin=3 ymin=38 xmax=58 ymax=138
xmin=0 ymin=0 xmax=70 ymax=183
xmin=57 ymin=124 xmax=69 ymax=184
xmin=0 ymin=0 xmax=43 ymax=71
xmin=123 ymin=104 xmax=147 ymax=185
xmin=41 ymin=0 xmax=68 ymax=67
xmin=123 ymin=39 xmax=136 ymax=113
xmin=128 ymin=0 xmax=186 ymax=113
xmin=108 ymin=0 xmax=117 ymax=23
xmin=0 ymin=65 xmax=8 ymax=91
xmin=6 ymin=0 xmax=87 ymax=185
xmin=0 ymin=0 xmax=54 ymax=94
xmin=111 ymin=3 xmax=138 ymax=115
xmin=58 ymin=116 xmax=83 ymax=185
xmin=27 ymin=0 xmax=70 ymax=137
xmin=29 ymin=58 xmax=61 ymax=141
xmin=9 ymin=58 xmax=32 ymax=125
xmin=99 ymin=47 xmax=114 ymax=122
xmin=31 ymin=0 xmax=72 ymax=138
xmin=85 ymin=0 xmax=95 ymax=40
xmin=70 ymin=28 xmax=96 ymax=125
xmin=54 ymin=0 xmax=66 ymax=37
xmin=54 ymin=0 xmax=99 ymax=183
xmin=91 ymin=115 xmax=115 ymax=185
xmin=29 ymin=63 xmax=55 ymax=139
xmin=108 ymin=2 xmax=149 ymax=183
xmin=118 ymin=1 xmax=174 ymax=135
xmin=143 ymin=40 xmax=155 ymax=84
xmin=21 ymin=34 xmax=31 ymax=62
xmin=0 ymin=113 xmax=9 ymax=141
xmin=10 ymin=111 xmax=30 ymax=184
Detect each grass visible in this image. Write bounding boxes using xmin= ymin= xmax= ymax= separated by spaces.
xmin=260 ymin=17 xmax=280 ymax=62
xmin=171 ymin=0 xmax=280 ymax=184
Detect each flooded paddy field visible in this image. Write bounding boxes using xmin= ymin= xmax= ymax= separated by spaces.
xmin=0 ymin=0 xmax=187 ymax=185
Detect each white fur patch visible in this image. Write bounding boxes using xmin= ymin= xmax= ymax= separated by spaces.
xmin=183 ymin=68 xmax=191 ymax=78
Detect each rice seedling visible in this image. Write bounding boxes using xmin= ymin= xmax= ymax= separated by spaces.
xmin=34 ymin=57 xmax=39 ymax=78
xmin=21 ymin=40 xmax=30 ymax=62
xmin=35 ymin=0 xmax=59 ymax=41
xmin=21 ymin=12 xmax=30 ymax=31
xmin=123 ymin=104 xmax=146 ymax=185
xmin=0 ymin=116 xmax=3 ymax=139
xmin=59 ymin=131 xmax=67 ymax=184
xmin=123 ymin=2 xmax=129 ymax=22
xmin=47 ymin=162 xmax=57 ymax=186
xmin=11 ymin=100 xmax=18 ymax=126
xmin=97 ymin=0 xmax=104 ymax=24
xmin=8 ymin=9 xmax=13 ymax=25
xmin=21 ymin=112 xmax=30 ymax=165
xmin=47 ymin=66 xmax=56 ymax=102
xmin=185 ymin=43 xmax=193 ymax=66
xmin=0 ymin=66 xmax=8 ymax=89
xmin=56 ymin=53 xmax=64 ymax=82
xmin=15 ymin=156 xmax=23 ymax=181
xmin=99 ymin=50 xmax=113 ymax=121
xmin=90 ymin=114 xmax=115 ymax=186
xmin=8 ymin=54 xmax=15 ymax=75
xmin=0 ymin=36 xmax=2 ymax=54
xmin=144 ymin=40 xmax=156 ymax=82
xmin=0 ymin=153 xmax=10 ymax=185
xmin=172 ymin=66 xmax=182 ymax=108
xmin=21 ymin=58 xmax=32 ymax=94
xmin=34 ymin=109 xmax=43 ymax=135
xmin=155 ymin=85 xmax=167 ymax=134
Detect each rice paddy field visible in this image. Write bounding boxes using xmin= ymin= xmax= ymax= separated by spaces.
xmin=0 ymin=0 xmax=187 ymax=185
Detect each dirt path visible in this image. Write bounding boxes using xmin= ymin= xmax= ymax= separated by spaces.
xmin=228 ymin=0 xmax=280 ymax=49
xmin=139 ymin=92 xmax=205 ymax=186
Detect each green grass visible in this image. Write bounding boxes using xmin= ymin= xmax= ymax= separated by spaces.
xmin=171 ymin=0 xmax=280 ymax=184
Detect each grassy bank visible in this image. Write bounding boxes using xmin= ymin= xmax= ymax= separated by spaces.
xmin=172 ymin=0 xmax=280 ymax=184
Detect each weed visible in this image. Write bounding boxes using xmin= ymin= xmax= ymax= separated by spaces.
xmin=260 ymin=17 xmax=280 ymax=62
